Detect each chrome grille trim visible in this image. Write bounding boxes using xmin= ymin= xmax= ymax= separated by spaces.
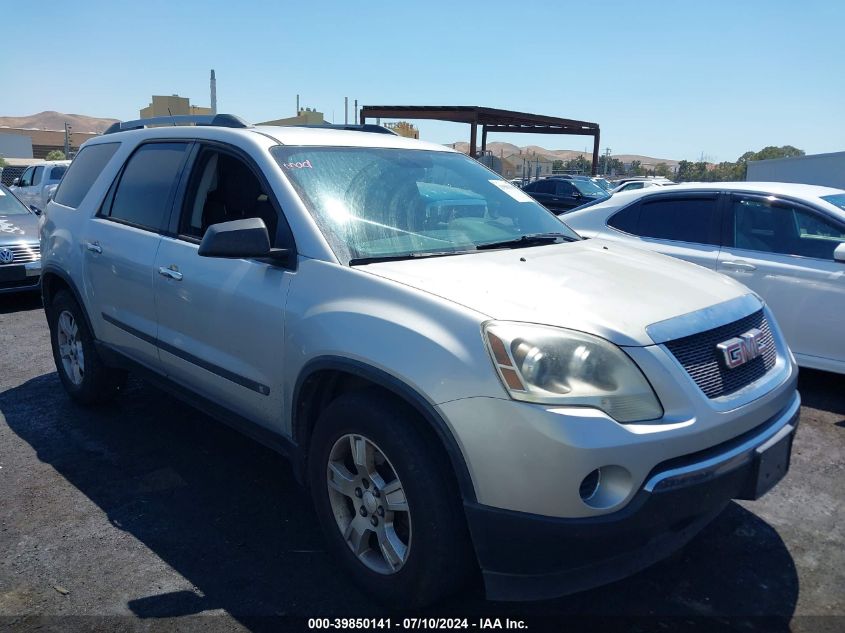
xmin=0 ymin=243 xmax=41 ymax=264
xmin=663 ymin=310 xmax=777 ymax=399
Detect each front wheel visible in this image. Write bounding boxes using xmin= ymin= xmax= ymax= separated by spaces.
xmin=308 ymin=389 xmax=475 ymax=607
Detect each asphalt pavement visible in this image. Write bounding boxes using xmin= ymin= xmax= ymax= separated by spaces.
xmin=1 ymin=292 xmax=843 ymax=632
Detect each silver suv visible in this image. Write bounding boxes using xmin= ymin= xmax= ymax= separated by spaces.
xmin=40 ymin=115 xmax=800 ymax=606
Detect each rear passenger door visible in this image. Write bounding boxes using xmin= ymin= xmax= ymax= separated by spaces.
xmin=605 ymin=192 xmax=722 ymax=269
xmin=153 ymin=143 xmax=294 ymax=431
xmin=83 ymin=141 xmax=192 ymax=370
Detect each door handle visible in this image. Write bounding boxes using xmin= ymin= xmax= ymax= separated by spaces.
xmin=722 ymin=260 xmax=757 ymax=272
xmin=158 ymin=266 xmax=183 ymax=281
xmin=85 ymin=242 xmax=102 ymax=254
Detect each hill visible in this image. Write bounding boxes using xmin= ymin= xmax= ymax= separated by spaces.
xmin=450 ymin=141 xmax=679 ymax=168
xmin=0 ymin=111 xmax=119 ymax=134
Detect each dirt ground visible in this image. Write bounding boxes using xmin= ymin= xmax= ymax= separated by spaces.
xmin=1 ymin=292 xmax=843 ymax=632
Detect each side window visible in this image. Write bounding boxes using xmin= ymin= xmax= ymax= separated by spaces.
xmin=104 ymin=143 xmax=189 ymax=232
xmin=608 ymin=203 xmax=640 ymax=233
xmin=637 ymin=196 xmax=719 ymax=245
xmin=732 ymin=197 xmax=845 ymax=260
xmin=19 ymin=167 xmax=34 ymax=187
xmin=624 ymin=182 xmax=644 ymax=191
xmin=32 ymin=166 xmax=45 ymax=186
xmin=521 ymin=181 xmax=536 ymax=192
xmin=54 ymin=143 xmax=120 ymax=208
xmin=534 ymin=180 xmax=555 ymax=194
xmin=555 ymin=181 xmax=576 ymax=196
xmin=179 ymin=148 xmax=279 ymax=243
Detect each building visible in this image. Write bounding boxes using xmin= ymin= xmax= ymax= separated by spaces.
xmin=140 ymin=95 xmax=212 ymax=119
xmin=499 ymin=153 xmax=554 ymax=180
xmin=746 ymin=151 xmax=845 ymax=190
xmin=0 ymin=133 xmax=33 ymax=159
xmin=384 ymin=121 xmax=419 ymax=139
xmin=256 ymin=108 xmax=327 ymax=127
xmin=0 ymin=127 xmax=97 ymax=159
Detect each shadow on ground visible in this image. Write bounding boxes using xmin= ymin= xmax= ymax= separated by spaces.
xmin=1 ymin=372 xmax=800 ymax=631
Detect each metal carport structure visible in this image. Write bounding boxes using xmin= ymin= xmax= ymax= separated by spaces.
xmin=359 ymin=105 xmax=601 ymax=175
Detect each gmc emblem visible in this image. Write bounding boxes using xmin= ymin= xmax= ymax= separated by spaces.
xmin=717 ymin=328 xmax=766 ymax=369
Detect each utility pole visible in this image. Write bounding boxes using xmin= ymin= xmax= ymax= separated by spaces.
xmin=344 ymin=97 xmax=348 ymax=125
xmin=354 ymin=99 xmax=358 ymax=124
xmin=64 ymin=123 xmax=72 ymax=158
xmin=604 ymin=147 xmax=611 ymax=176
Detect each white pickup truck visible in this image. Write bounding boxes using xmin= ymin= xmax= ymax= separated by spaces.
xmin=11 ymin=160 xmax=70 ymax=212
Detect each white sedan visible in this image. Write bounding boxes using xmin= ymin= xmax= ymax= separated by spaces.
xmin=564 ymin=182 xmax=845 ymax=374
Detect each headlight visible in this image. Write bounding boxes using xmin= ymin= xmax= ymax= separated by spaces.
xmin=483 ymin=321 xmax=662 ymax=422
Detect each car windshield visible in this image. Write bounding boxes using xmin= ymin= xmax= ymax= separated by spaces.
xmin=821 ymin=193 xmax=845 ymax=211
xmin=0 ymin=186 xmax=30 ymax=215
xmin=271 ymin=147 xmax=579 ymax=263
xmin=571 ymin=179 xmax=609 ymax=196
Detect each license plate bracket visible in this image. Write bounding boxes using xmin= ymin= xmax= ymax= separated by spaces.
xmin=751 ymin=430 xmax=793 ymax=499
xmin=0 ymin=265 xmax=26 ymax=283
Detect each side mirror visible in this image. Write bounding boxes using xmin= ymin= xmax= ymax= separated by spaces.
xmin=834 ymin=243 xmax=845 ymax=263
xmin=198 ymin=217 xmax=289 ymax=263
xmin=12 ymin=178 xmax=20 ymax=186
xmin=572 ymin=191 xmax=583 ymax=199
xmin=29 ymin=205 xmax=42 ymax=216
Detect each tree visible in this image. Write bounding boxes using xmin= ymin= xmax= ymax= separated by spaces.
xmin=676 ymin=160 xmax=709 ymax=182
xmin=0 ymin=156 xmax=7 ymax=168
xmin=629 ymin=160 xmax=644 ymax=176
xmin=653 ymin=162 xmax=672 ymax=178
xmin=45 ymin=150 xmax=66 ymax=161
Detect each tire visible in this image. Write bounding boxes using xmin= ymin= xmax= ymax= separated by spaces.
xmin=48 ymin=290 xmax=127 ymax=405
xmin=308 ymin=389 xmax=475 ymax=608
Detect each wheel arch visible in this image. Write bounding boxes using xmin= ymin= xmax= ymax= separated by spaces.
xmin=41 ymin=266 xmax=94 ymax=334
xmin=292 ymin=356 xmax=477 ymax=503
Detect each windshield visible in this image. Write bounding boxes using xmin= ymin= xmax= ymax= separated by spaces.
xmin=571 ymin=179 xmax=609 ymax=196
xmin=821 ymin=193 xmax=845 ymax=211
xmin=271 ymin=147 xmax=579 ymax=263
xmin=0 ymin=186 xmax=30 ymax=215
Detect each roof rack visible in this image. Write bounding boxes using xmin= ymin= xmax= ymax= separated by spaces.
xmin=287 ymin=123 xmax=398 ymax=136
xmin=103 ymin=114 xmax=250 ymax=135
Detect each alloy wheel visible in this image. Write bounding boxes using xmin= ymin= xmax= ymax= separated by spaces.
xmin=326 ymin=433 xmax=412 ymax=574
xmin=57 ymin=310 xmax=85 ymax=386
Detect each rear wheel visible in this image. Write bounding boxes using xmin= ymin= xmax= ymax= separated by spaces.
xmin=48 ymin=290 xmax=126 ymax=404
xmin=308 ymin=389 xmax=475 ymax=607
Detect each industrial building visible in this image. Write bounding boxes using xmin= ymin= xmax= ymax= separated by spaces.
xmin=746 ymin=151 xmax=845 ymax=190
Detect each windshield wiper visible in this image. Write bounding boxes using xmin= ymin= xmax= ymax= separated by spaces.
xmin=349 ymin=251 xmax=469 ymax=266
xmin=475 ymin=233 xmax=579 ymax=250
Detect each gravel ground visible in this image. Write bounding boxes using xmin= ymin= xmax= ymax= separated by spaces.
xmin=0 ymin=292 xmax=843 ymax=632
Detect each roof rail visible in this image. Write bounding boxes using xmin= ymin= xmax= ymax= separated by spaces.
xmin=103 ymin=114 xmax=250 ymax=135
xmin=287 ymin=123 xmax=398 ymax=136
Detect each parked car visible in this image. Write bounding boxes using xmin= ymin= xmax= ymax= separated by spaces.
xmin=611 ymin=177 xmax=676 ymax=194
xmin=41 ymin=116 xmax=799 ymax=606
xmin=521 ymin=176 xmax=608 ymax=213
xmin=565 ymin=182 xmax=845 ymax=374
xmin=11 ymin=160 xmax=70 ymax=212
xmin=0 ymin=183 xmax=42 ymax=293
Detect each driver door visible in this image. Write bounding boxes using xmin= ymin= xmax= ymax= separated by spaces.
xmin=154 ymin=143 xmax=295 ymax=430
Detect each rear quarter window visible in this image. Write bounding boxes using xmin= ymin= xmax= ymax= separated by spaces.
xmin=53 ymin=143 xmax=120 ymax=208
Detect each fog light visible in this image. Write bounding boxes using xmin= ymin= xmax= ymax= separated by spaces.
xmin=579 ymin=469 xmax=601 ymax=501
xmin=578 ymin=465 xmax=632 ymax=509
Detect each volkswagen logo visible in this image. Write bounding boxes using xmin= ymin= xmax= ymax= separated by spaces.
xmin=0 ymin=247 xmax=14 ymax=264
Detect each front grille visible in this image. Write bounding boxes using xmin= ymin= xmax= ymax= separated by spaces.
xmin=664 ymin=310 xmax=777 ymax=399
xmin=0 ymin=243 xmax=40 ymax=264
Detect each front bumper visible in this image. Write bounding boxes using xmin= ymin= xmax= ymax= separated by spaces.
xmin=0 ymin=259 xmax=42 ymax=294
xmin=465 ymin=395 xmax=799 ymax=601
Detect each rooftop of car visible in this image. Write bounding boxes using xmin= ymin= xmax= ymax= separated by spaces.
xmin=86 ymin=118 xmax=458 ymax=153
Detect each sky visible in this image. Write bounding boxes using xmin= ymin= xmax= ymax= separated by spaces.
xmin=1 ymin=0 xmax=843 ymax=162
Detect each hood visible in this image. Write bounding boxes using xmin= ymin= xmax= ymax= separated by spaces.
xmin=0 ymin=212 xmax=39 ymax=246
xmin=360 ymin=239 xmax=753 ymax=346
